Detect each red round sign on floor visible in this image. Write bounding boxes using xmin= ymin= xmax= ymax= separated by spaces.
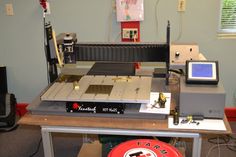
xmin=108 ymin=139 xmax=183 ymax=157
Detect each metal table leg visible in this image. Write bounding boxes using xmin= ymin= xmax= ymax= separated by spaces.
xmin=40 ymin=126 xmax=202 ymax=157
xmin=41 ymin=127 xmax=54 ymax=157
xmin=193 ymin=134 xmax=202 ymax=157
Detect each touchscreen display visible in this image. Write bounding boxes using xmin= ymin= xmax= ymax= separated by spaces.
xmin=186 ymin=61 xmax=219 ymax=84
xmin=192 ymin=63 xmax=213 ymax=78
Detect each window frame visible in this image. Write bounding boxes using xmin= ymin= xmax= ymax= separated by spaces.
xmin=218 ymin=0 xmax=236 ymax=38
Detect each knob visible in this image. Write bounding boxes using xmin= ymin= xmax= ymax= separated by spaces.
xmin=175 ymin=51 xmax=180 ymax=57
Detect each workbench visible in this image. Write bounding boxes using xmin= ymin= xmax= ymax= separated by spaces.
xmin=18 ymin=113 xmax=231 ymax=157
xmin=18 ymin=64 xmax=232 ymax=157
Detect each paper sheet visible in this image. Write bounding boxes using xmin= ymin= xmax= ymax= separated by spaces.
xmin=116 ymin=0 xmax=144 ymax=21
xmin=168 ymin=117 xmax=226 ymax=131
xmin=139 ymin=92 xmax=171 ymax=114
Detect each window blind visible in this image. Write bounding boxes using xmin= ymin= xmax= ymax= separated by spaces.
xmin=220 ymin=0 xmax=236 ymax=33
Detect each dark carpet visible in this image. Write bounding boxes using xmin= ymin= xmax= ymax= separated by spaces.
xmin=0 ymin=122 xmax=236 ymax=157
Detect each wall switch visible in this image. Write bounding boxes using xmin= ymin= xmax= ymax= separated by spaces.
xmin=178 ymin=0 xmax=186 ymax=12
xmin=121 ymin=21 xmax=140 ymax=42
xmin=5 ymin=3 xmax=14 ymax=16
xmin=122 ymin=28 xmax=138 ymax=39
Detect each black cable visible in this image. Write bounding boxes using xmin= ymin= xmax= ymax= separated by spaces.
xmin=0 ymin=124 xmax=19 ymax=132
xmin=227 ymin=134 xmax=236 ymax=140
xmin=179 ymin=69 xmax=184 ymax=75
xmin=226 ymin=144 xmax=236 ymax=152
xmin=226 ymin=135 xmax=236 ymax=152
xmin=207 ymin=135 xmax=236 ymax=152
xmin=29 ymin=138 xmax=42 ymax=157
xmin=43 ymin=14 xmax=50 ymax=84
xmin=169 ymin=69 xmax=184 ymax=75
xmin=208 ymin=135 xmax=230 ymax=144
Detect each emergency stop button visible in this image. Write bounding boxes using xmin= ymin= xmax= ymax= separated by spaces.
xmin=108 ymin=139 xmax=183 ymax=157
xmin=72 ymin=103 xmax=79 ymax=110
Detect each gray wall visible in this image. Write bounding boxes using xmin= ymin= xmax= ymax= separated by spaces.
xmin=0 ymin=0 xmax=236 ymax=107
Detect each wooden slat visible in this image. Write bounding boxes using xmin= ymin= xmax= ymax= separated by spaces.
xmin=108 ymin=82 xmax=127 ymax=101
xmin=41 ymin=83 xmax=61 ymax=100
xmin=122 ymin=77 xmax=140 ymax=101
xmin=136 ymin=77 xmax=152 ymax=101
xmin=102 ymin=76 xmax=115 ymax=85
xmin=40 ymin=76 xmax=153 ymax=103
xmin=54 ymin=83 xmax=73 ymax=100
xmin=67 ymin=75 xmax=93 ymax=100
xmin=46 ymin=83 xmax=66 ymax=100
xmin=90 ymin=75 xmax=105 ymax=85
xmin=94 ymin=94 xmax=109 ymax=100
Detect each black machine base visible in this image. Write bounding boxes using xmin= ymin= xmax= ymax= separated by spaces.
xmin=66 ymin=102 xmax=125 ymax=114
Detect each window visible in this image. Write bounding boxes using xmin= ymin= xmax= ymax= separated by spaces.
xmin=219 ymin=0 xmax=236 ymax=36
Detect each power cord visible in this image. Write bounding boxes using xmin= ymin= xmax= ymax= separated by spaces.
xmin=107 ymin=1 xmax=113 ymax=42
xmin=217 ymin=137 xmax=220 ymax=157
xmin=0 ymin=124 xmax=19 ymax=132
xmin=169 ymin=69 xmax=185 ymax=75
xmin=155 ymin=0 xmax=161 ymax=40
xmin=206 ymin=143 xmax=236 ymax=157
xmin=206 ymin=135 xmax=236 ymax=157
xmin=226 ymin=135 xmax=236 ymax=152
xmin=173 ymin=12 xmax=183 ymax=42
xmin=208 ymin=135 xmax=230 ymax=145
xmin=29 ymin=137 xmax=42 ymax=157
xmin=114 ymin=32 xmax=122 ymax=42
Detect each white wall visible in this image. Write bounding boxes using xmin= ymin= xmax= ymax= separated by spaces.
xmin=0 ymin=0 xmax=48 ymax=102
xmin=0 ymin=0 xmax=236 ymax=106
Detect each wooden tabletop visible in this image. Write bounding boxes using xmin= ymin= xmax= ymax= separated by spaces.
xmin=18 ymin=73 xmax=232 ymax=136
xmin=18 ymin=113 xmax=232 ymax=134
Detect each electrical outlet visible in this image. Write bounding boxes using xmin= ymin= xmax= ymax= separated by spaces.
xmin=112 ymin=0 xmax=116 ymax=13
xmin=178 ymin=0 xmax=186 ymax=12
xmin=122 ymin=28 xmax=138 ymax=39
xmin=5 ymin=3 xmax=14 ymax=16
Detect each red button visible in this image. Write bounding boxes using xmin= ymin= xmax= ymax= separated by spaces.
xmin=72 ymin=103 xmax=79 ymax=110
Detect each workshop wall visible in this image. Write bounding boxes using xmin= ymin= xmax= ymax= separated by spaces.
xmin=0 ymin=0 xmax=236 ymax=107
xmin=0 ymin=0 xmax=48 ymax=102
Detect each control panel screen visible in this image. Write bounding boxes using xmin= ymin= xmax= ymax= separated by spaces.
xmin=191 ymin=63 xmax=213 ymax=78
xmin=186 ymin=61 xmax=219 ymax=84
